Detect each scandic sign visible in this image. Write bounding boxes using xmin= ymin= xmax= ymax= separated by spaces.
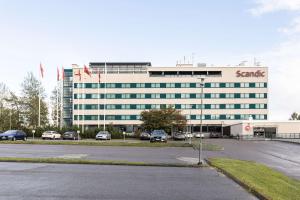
xmin=236 ymin=70 xmax=265 ymax=77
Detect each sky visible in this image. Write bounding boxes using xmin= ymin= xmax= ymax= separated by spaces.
xmin=0 ymin=0 xmax=300 ymax=120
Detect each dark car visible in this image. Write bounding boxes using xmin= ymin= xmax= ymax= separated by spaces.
xmin=0 ymin=130 xmax=27 ymax=141
xmin=63 ymin=131 xmax=81 ymax=140
xmin=150 ymin=130 xmax=168 ymax=143
xmin=140 ymin=131 xmax=151 ymax=140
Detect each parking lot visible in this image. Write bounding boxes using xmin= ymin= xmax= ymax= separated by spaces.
xmin=205 ymin=139 xmax=300 ymax=180
xmin=0 ymin=162 xmax=256 ymax=200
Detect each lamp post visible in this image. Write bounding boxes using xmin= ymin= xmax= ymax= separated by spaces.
xmin=221 ymin=121 xmax=224 ymax=138
xmin=32 ymin=130 xmax=35 ymax=140
xmin=197 ymin=77 xmax=205 ymax=165
xmin=77 ymin=130 xmax=80 ymax=141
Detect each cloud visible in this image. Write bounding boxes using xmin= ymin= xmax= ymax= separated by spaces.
xmin=249 ymin=0 xmax=300 ymax=119
xmin=250 ymin=0 xmax=300 ymax=16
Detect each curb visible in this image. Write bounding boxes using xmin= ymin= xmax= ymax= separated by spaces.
xmin=0 ymin=157 xmax=206 ymax=168
xmin=205 ymin=158 xmax=268 ymax=200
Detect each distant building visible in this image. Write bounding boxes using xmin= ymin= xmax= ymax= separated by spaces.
xmin=62 ymin=62 xmax=268 ymax=133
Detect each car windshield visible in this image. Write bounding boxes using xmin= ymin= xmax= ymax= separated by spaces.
xmin=3 ymin=130 xmax=17 ymax=134
xmin=98 ymin=131 xmax=109 ymax=134
xmin=152 ymin=130 xmax=165 ymax=135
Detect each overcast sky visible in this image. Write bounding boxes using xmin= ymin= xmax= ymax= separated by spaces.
xmin=0 ymin=0 xmax=300 ymax=120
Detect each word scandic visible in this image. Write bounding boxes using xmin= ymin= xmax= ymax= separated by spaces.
xmin=236 ymin=70 xmax=265 ymax=78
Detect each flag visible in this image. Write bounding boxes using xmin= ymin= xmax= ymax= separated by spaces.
xmin=61 ymin=66 xmax=64 ymax=80
xmin=40 ymin=63 xmax=44 ymax=79
xmin=98 ymin=70 xmax=101 ymax=83
xmin=83 ymin=65 xmax=91 ymax=77
xmin=57 ymin=67 xmax=60 ymax=81
xmin=75 ymin=69 xmax=81 ymax=81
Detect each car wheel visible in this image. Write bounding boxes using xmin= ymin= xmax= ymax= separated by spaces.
xmin=53 ymin=136 xmax=55 ymax=140
xmin=12 ymin=137 xmax=16 ymax=141
xmin=23 ymin=137 xmax=27 ymax=141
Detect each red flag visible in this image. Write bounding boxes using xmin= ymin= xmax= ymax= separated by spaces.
xmin=83 ymin=65 xmax=91 ymax=77
xmin=61 ymin=66 xmax=64 ymax=80
xmin=75 ymin=69 xmax=81 ymax=81
xmin=57 ymin=67 xmax=60 ymax=81
xmin=98 ymin=70 xmax=101 ymax=83
xmin=40 ymin=63 xmax=44 ymax=78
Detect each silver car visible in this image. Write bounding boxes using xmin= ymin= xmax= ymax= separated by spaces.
xmin=95 ymin=131 xmax=111 ymax=140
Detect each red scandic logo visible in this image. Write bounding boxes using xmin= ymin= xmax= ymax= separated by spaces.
xmin=236 ymin=70 xmax=265 ymax=77
xmin=245 ymin=125 xmax=251 ymax=131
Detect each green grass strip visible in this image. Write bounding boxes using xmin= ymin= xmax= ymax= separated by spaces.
xmin=0 ymin=140 xmax=222 ymax=151
xmin=0 ymin=157 xmax=204 ymax=168
xmin=208 ymin=157 xmax=300 ymax=200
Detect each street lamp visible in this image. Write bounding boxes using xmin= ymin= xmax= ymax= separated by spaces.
xmin=77 ymin=130 xmax=80 ymax=141
xmin=32 ymin=130 xmax=35 ymax=140
xmin=197 ymin=77 xmax=205 ymax=165
xmin=221 ymin=121 xmax=224 ymax=138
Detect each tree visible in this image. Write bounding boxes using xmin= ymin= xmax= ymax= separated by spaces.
xmin=140 ymin=107 xmax=187 ymax=134
xmin=0 ymin=83 xmax=23 ymax=130
xmin=20 ymin=72 xmax=48 ymax=128
xmin=50 ymin=86 xmax=62 ymax=127
xmin=289 ymin=112 xmax=300 ymax=120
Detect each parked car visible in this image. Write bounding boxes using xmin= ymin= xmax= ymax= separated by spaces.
xmin=140 ymin=131 xmax=151 ymax=140
xmin=95 ymin=131 xmax=111 ymax=140
xmin=173 ymin=132 xmax=186 ymax=140
xmin=63 ymin=131 xmax=80 ymax=140
xmin=0 ymin=130 xmax=27 ymax=141
xmin=150 ymin=130 xmax=168 ymax=143
xmin=210 ymin=132 xmax=221 ymax=138
xmin=41 ymin=131 xmax=61 ymax=140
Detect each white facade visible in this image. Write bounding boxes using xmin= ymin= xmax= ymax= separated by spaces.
xmin=63 ymin=62 xmax=268 ymax=131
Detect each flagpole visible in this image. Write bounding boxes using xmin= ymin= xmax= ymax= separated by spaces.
xmin=77 ymin=70 xmax=80 ymax=130
xmin=104 ymin=62 xmax=107 ymax=131
xmin=97 ymin=69 xmax=100 ymax=129
xmin=82 ymin=67 xmax=85 ymax=134
xmin=56 ymin=78 xmax=59 ymax=127
xmin=60 ymin=68 xmax=63 ymax=130
xmin=38 ymin=63 xmax=42 ymax=127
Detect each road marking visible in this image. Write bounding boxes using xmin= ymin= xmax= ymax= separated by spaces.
xmin=177 ymin=157 xmax=199 ymax=164
xmin=56 ymin=154 xmax=88 ymax=159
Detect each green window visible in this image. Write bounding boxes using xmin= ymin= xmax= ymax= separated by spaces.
xmin=235 ymin=115 xmax=241 ymax=120
xmin=205 ymin=93 xmax=211 ymax=98
xmin=219 ymin=93 xmax=226 ymax=98
xmin=205 ymin=83 xmax=210 ymax=88
xmin=130 ymin=83 xmax=136 ymax=88
xmin=175 ymin=83 xmax=181 ymax=88
xmin=145 ymin=83 xmax=151 ymax=88
xmin=249 ymin=83 xmax=255 ymax=88
xmin=85 ymin=94 xmax=92 ymax=99
xmin=145 ymin=104 xmax=151 ymax=109
xmin=190 ymin=83 xmax=196 ymax=88
xmin=234 ymin=93 xmax=240 ymax=98
xmin=175 ymin=104 xmax=181 ymax=109
xmin=234 ymin=104 xmax=240 ymax=109
xmin=190 ymin=93 xmax=196 ymax=98
xmin=234 ymin=83 xmax=240 ymax=88
xmin=249 ymin=104 xmax=256 ymax=109
xmin=160 ymin=83 xmax=166 ymax=88
xmin=160 ymin=94 xmax=166 ymax=99
xmin=116 ymin=83 xmax=122 ymax=88
xmin=220 ymin=83 xmax=226 ymax=88
xmin=205 ymin=104 xmax=211 ymax=109
xmin=264 ymin=83 xmax=267 ymax=88
xmin=219 ymin=104 xmax=226 ymax=109
xmin=205 ymin=115 xmax=211 ymax=120
xmin=249 ymin=93 xmax=255 ymax=98
xmin=175 ymin=93 xmax=181 ymax=98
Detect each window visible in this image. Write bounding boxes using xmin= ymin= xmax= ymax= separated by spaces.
xmin=121 ymin=94 xmax=130 ymax=99
xmin=225 ymin=83 xmax=234 ymax=88
xmin=241 ymin=93 xmax=250 ymax=98
xmin=241 ymin=104 xmax=250 ymax=109
xmin=240 ymin=83 xmax=249 ymax=88
xmin=225 ymin=104 xmax=234 ymax=109
xmin=255 ymin=93 xmax=265 ymax=98
xmin=181 ymin=93 xmax=190 ymax=99
xmin=211 ymin=104 xmax=220 ymax=109
xmin=166 ymin=93 xmax=175 ymax=99
xmin=211 ymin=93 xmax=220 ymax=98
xmin=166 ymin=83 xmax=175 ymax=88
xmin=136 ymin=83 xmax=145 ymax=88
xmin=225 ymin=93 xmax=234 ymax=98
xmin=211 ymin=83 xmax=220 ymax=88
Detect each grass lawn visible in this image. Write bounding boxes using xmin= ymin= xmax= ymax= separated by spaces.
xmin=0 ymin=139 xmax=222 ymax=150
xmin=208 ymin=157 xmax=300 ymax=200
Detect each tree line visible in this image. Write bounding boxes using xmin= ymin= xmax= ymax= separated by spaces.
xmin=0 ymin=72 xmax=48 ymax=131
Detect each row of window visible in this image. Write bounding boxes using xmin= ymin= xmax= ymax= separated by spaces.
xmin=74 ymin=82 xmax=267 ymax=89
xmin=74 ymin=93 xmax=267 ymax=99
xmin=73 ymin=114 xmax=267 ymax=121
xmin=74 ymin=104 xmax=267 ymax=110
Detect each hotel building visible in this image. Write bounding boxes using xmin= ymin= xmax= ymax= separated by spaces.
xmin=62 ymin=62 xmax=268 ymax=134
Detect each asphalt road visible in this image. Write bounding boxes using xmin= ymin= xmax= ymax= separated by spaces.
xmin=0 ymin=162 xmax=256 ymax=200
xmin=0 ymin=143 xmax=198 ymax=164
xmin=205 ymin=139 xmax=300 ymax=180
